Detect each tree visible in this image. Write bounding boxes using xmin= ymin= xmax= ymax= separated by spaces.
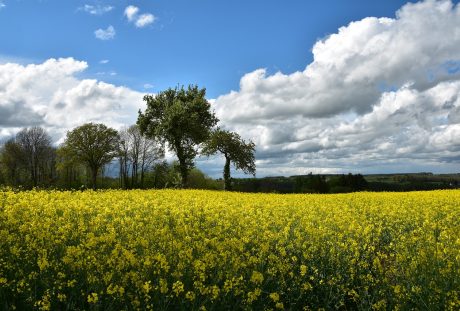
xmin=202 ymin=129 xmax=256 ymax=191
xmin=15 ymin=127 xmax=54 ymax=187
xmin=137 ymin=85 xmax=218 ymax=188
xmin=118 ymin=125 xmax=164 ymax=189
xmin=56 ymin=145 xmax=87 ymax=189
xmin=117 ymin=128 xmax=131 ymax=189
xmin=0 ymin=127 xmax=56 ymax=188
xmin=0 ymin=138 xmax=24 ymax=186
xmin=61 ymin=123 xmax=119 ymax=189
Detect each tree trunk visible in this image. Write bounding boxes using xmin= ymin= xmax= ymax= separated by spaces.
xmin=140 ymin=169 xmax=145 ymax=189
xmin=223 ymin=155 xmax=231 ymax=191
xmin=91 ymin=167 xmax=98 ymax=190
xmin=175 ymin=143 xmax=188 ymax=189
xmin=30 ymin=158 xmax=37 ymax=188
xmin=178 ymin=157 xmax=188 ymax=189
xmin=119 ymin=158 xmax=124 ymax=189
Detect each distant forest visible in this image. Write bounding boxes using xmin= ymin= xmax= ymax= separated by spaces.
xmin=232 ymin=172 xmax=460 ymax=193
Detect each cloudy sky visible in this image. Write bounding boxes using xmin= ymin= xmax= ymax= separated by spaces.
xmin=1 ymin=0 xmax=460 ymax=177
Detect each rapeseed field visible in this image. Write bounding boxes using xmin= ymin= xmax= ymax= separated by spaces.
xmin=0 ymin=189 xmax=459 ymax=310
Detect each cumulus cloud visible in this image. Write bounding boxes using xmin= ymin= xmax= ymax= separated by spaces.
xmin=94 ymin=25 xmax=116 ymax=40
xmin=124 ymin=5 xmax=155 ymax=28
xmin=135 ymin=14 xmax=155 ymax=28
xmin=80 ymin=4 xmax=114 ymax=15
xmin=212 ymin=0 xmax=460 ymax=175
xmin=0 ymin=58 xmax=144 ymax=143
xmin=124 ymin=5 xmax=139 ymax=21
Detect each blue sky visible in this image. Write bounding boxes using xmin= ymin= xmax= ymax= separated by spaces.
xmin=1 ymin=0 xmax=460 ymax=177
xmin=0 ymin=0 xmax=411 ymax=97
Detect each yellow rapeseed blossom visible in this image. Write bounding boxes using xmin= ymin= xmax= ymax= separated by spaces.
xmin=300 ymin=265 xmax=307 ymax=276
xmin=172 ymin=280 xmax=184 ymax=297
xmin=186 ymin=291 xmax=196 ymax=301
xmin=0 ymin=189 xmax=459 ymax=309
xmin=270 ymin=292 xmax=280 ymax=302
xmin=87 ymin=292 xmax=99 ymax=303
xmin=250 ymin=271 xmax=264 ymax=284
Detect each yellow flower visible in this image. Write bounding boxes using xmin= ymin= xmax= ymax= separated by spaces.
xmin=159 ymin=278 xmax=168 ymax=294
xmin=250 ymin=271 xmax=264 ymax=285
xmin=270 ymin=292 xmax=280 ymax=302
xmin=87 ymin=292 xmax=98 ymax=304
xmin=300 ymin=265 xmax=307 ymax=276
xmin=57 ymin=293 xmax=66 ymax=302
xmin=172 ymin=280 xmax=184 ymax=296
xmin=143 ymin=281 xmax=152 ymax=294
xmin=185 ymin=291 xmax=196 ymax=301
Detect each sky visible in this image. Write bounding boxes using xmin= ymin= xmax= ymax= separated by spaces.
xmin=1 ymin=0 xmax=460 ymax=177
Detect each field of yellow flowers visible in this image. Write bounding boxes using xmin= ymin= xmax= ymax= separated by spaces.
xmin=0 ymin=189 xmax=459 ymax=310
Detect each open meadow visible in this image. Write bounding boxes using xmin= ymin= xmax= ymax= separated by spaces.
xmin=0 ymin=189 xmax=459 ymax=310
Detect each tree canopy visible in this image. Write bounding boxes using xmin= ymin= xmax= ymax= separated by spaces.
xmin=137 ymin=85 xmax=218 ymax=188
xmin=202 ymin=128 xmax=256 ymax=190
xmin=61 ymin=123 xmax=119 ymax=189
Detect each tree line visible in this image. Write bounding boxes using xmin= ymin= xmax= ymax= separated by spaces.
xmin=0 ymin=85 xmax=256 ymax=190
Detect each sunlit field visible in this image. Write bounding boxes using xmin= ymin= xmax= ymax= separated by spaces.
xmin=0 ymin=189 xmax=459 ymax=310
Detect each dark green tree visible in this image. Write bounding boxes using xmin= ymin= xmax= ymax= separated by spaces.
xmin=0 ymin=138 xmax=24 ymax=186
xmin=61 ymin=123 xmax=119 ymax=189
xmin=137 ymin=85 xmax=218 ymax=188
xmin=202 ymin=129 xmax=256 ymax=191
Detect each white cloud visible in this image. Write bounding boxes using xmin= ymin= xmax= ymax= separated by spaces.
xmin=212 ymin=0 xmax=460 ymax=175
xmin=124 ymin=5 xmax=156 ymax=28
xmin=80 ymin=4 xmax=114 ymax=15
xmin=143 ymin=83 xmax=154 ymax=89
xmin=0 ymin=58 xmax=144 ymax=143
xmin=124 ymin=5 xmax=139 ymax=21
xmin=94 ymin=25 xmax=116 ymax=40
xmin=0 ymin=1 xmax=5 ymax=9
xmin=135 ymin=14 xmax=155 ymax=28
xmin=99 ymin=59 xmax=109 ymax=64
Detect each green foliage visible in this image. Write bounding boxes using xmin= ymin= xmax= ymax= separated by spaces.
xmin=187 ymin=168 xmax=222 ymax=190
xmin=293 ymin=173 xmax=329 ymax=194
xmin=328 ymin=173 xmax=368 ymax=193
xmin=144 ymin=161 xmax=171 ymax=188
xmin=138 ymin=85 xmax=218 ymax=188
xmin=55 ymin=146 xmax=88 ymax=189
xmin=202 ymin=128 xmax=255 ymax=190
xmin=61 ymin=123 xmax=119 ymax=189
xmin=0 ymin=139 xmax=24 ymax=186
xmin=143 ymin=161 xmax=221 ymax=190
